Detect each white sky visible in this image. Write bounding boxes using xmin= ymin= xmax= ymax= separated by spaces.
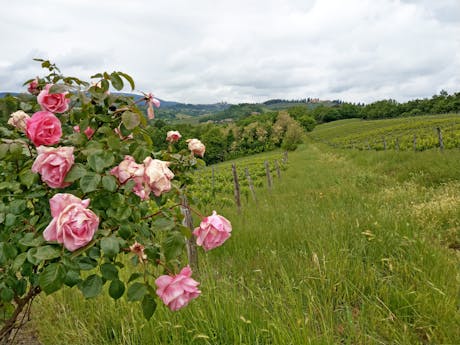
xmin=0 ymin=0 xmax=459 ymax=104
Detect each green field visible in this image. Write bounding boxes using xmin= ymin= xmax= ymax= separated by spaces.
xmin=310 ymin=114 xmax=460 ymax=151
xmin=31 ymin=133 xmax=460 ymax=344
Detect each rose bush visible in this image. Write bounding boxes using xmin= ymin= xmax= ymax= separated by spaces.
xmin=0 ymin=59 xmax=231 ymax=340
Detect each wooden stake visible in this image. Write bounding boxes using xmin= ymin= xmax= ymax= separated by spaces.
xmin=232 ymin=163 xmax=241 ymax=212
xmin=275 ymin=160 xmax=281 ymax=179
xmin=436 ymin=127 xmax=444 ymax=151
xmin=245 ymin=167 xmax=257 ymax=203
xmin=264 ymin=160 xmax=272 ymax=189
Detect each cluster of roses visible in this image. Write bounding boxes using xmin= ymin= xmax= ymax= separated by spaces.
xmin=7 ymin=80 xmax=231 ymax=311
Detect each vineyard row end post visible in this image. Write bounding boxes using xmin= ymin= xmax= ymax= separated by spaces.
xmin=232 ymin=163 xmax=241 ymax=213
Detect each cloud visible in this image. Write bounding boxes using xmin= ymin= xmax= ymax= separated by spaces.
xmin=0 ymin=0 xmax=458 ymax=104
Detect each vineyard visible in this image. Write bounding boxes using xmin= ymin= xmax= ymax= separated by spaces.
xmin=186 ymin=150 xmax=288 ymax=211
xmin=309 ymin=114 xmax=460 ymax=150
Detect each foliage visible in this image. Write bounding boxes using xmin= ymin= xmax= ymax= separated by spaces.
xmin=0 ymin=60 xmax=230 ymax=340
xmin=310 ymin=115 xmax=460 ymax=151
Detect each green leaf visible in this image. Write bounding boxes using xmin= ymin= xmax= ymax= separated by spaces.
xmin=34 ymin=245 xmax=61 ymax=261
xmin=122 ymin=111 xmax=141 ymax=130
xmin=1 ymin=287 xmax=14 ymax=302
xmin=128 ymin=272 xmax=142 ymax=283
xmin=110 ymin=72 xmax=124 ymax=91
xmin=64 ymin=164 xmax=87 ymax=182
xmin=109 ymin=279 xmax=125 ymax=300
xmin=80 ymin=173 xmax=101 ymax=193
xmin=19 ymin=233 xmax=45 ymax=247
xmin=39 ymin=263 xmax=66 ymax=294
xmin=100 ymin=263 xmax=118 ymax=280
xmin=107 ymin=136 xmax=121 ymax=150
xmin=102 ymin=175 xmax=117 ymax=192
xmin=127 ymin=282 xmax=147 ymax=302
xmin=153 ymin=218 xmax=175 ymax=231
xmin=49 ymin=84 xmax=68 ymax=94
xmin=142 ymin=294 xmax=157 ymax=320
xmin=163 ymin=232 xmax=185 ymax=262
xmin=101 ymin=237 xmax=120 ymax=258
xmin=79 ymin=274 xmax=102 ymax=298
xmin=12 ymin=252 xmax=27 ymax=271
xmin=19 ymin=169 xmax=37 ymax=188
xmin=64 ymin=270 xmax=82 ymax=287
xmin=119 ymin=72 xmax=135 ymax=90
xmin=76 ymin=257 xmax=98 ymax=270
xmin=88 ymin=152 xmax=115 ymax=173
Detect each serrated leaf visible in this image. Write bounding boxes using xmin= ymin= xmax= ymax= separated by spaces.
xmin=163 ymin=232 xmax=185 ymax=262
xmin=79 ymin=173 xmax=101 ymax=193
xmin=39 ymin=263 xmax=66 ymax=294
xmin=109 ymin=279 xmax=125 ymax=300
xmin=34 ymin=245 xmax=61 ymax=261
xmin=127 ymin=282 xmax=147 ymax=302
xmin=88 ymin=152 xmax=115 ymax=173
xmin=100 ymin=263 xmax=118 ymax=280
xmin=122 ymin=111 xmax=140 ymax=130
xmin=119 ymin=72 xmax=135 ymax=90
xmin=102 ymin=175 xmax=117 ymax=192
xmin=64 ymin=270 xmax=82 ymax=287
xmin=101 ymin=237 xmax=119 ymax=258
xmin=64 ymin=163 xmax=87 ymax=182
xmin=79 ymin=274 xmax=102 ymax=298
xmin=142 ymin=294 xmax=157 ymax=320
xmin=110 ymin=72 xmax=124 ymax=91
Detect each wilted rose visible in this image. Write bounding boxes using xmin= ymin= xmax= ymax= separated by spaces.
xmin=129 ymin=242 xmax=148 ymax=263
xmin=37 ymin=84 xmax=70 ymax=113
xmin=27 ymin=78 xmax=40 ymax=95
xmin=193 ymin=211 xmax=232 ymax=251
xmin=31 ymin=146 xmax=74 ymax=188
xmin=155 ymin=266 xmax=201 ymax=311
xmin=166 ymin=130 xmax=181 ymax=143
xmin=143 ymin=157 xmax=174 ymax=197
xmin=186 ymin=138 xmax=205 ymax=157
xmin=25 ymin=111 xmax=62 ymax=146
xmin=7 ymin=110 xmax=30 ymax=131
xmin=145 ymin=92 xmax=161 ymax=119
xmin=43 ymin=193 xmax=99 ymax=252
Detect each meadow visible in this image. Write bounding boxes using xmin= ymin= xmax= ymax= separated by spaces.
xmin=32 ymin=122 xmax=460 ymax=344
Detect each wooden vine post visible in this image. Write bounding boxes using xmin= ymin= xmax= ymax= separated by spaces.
xmin=275 ymin=160 xmax=281 ymax=179
xmin=413 ymin=134 xmax=417 ymax=152
xmin=395 ymin=137 xmax=400 ymax=151
xmin=282 ymin=151 xmax=288 ymax=164
xmin=264 ymin=160 xmax=272 ymax=189
xmin=180 ymin=193 xmax=198 ymax=272
xmin=383 ymin=137 xmax=387 ymax=150
xmin=232 ymin=163 xmax=241 ymax=213
xmin=245 ymin=167 xmax=257 ymax=203
xmin=436 ymin=127 xmax=444 ymax=151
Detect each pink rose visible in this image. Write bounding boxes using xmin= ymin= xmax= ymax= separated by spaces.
xmin=27 ymin=79 xmax=40 ymax=95
xmin=8 ymin=110 xmax=30 ymax=131
xmin=26 ymin=111 xmax=62 ymax=146
xmin=166 ymin=130 xmax=182 ymax=143
xmin=155 ymin=266 xmax=201 ymax=311
xmin=31 ymin=146 xmax=74 ymax=188
xmin=37 ymin=84 xmax=70 ymax=113
xmin=143 ymin=157 xmax=174 ymax=197
xmin=110 ymin=155 xmax=145 ymax=184
xmin=43 ymin=193 xmax=99 ymax=251
xmin=186 ymin=138 xmax=206 ymax=157
xmin=73 ymin=125 xmax=95 ymax=139
xmin=193 ymin=211 xmax=232 ymax=251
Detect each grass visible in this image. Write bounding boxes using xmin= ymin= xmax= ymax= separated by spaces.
xmin=33 ymin=141 xmax=460 ymax=344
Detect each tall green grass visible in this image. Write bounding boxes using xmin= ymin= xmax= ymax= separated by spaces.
xmin=34 ymin=143 xmax=460 ymax=344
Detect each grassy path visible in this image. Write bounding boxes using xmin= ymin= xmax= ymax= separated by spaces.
xmin=35 ymin=143 xmax=460 ymax=344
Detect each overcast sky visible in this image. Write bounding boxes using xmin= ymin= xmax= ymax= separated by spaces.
xmin=0 ymin=0 xmax=459 ymax=104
